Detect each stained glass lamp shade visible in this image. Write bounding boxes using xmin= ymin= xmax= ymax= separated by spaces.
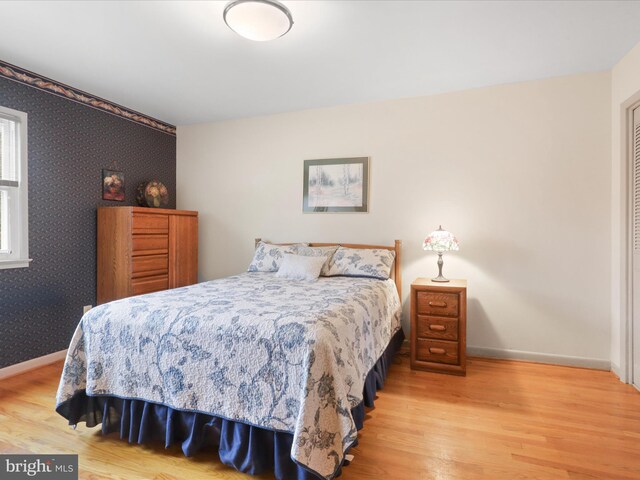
xmin=423 ymin=225 xmax=459 ymax=282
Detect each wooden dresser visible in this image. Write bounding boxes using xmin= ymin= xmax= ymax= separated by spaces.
xmin=410 ymin=278 xmax=467 ymax=376
xmin=97 ymin=207 xmax=198 ymax=304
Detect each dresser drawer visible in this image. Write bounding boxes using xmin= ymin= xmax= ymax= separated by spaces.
xmin=417 ymin=292 xmax=459 ymax=317
xmin=133 ymin=213 xmax=169 ymax=234
xmin=132 ymin=274 xmax=169 ymax=295
xmin=132 ymin=254 xmax=169 ymax=278
xmin=416 ymin=315 xmax=458 ymax=341
xmin=416 ymin=339 xmax=459 ymax=365
xmin=132 ymin=234 xmax=169 ymax=255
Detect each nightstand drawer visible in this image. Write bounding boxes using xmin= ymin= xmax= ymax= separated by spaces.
xmin=416 ymin=339 xmax=459 ymax=365
xmin=416 ymin=315 xmax=458 ymax=341
xmin=417 ymin=292 xmax=459 ymax=317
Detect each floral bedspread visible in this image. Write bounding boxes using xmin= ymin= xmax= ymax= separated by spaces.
xmin=56 ymin=272 xmax=402 ymax=479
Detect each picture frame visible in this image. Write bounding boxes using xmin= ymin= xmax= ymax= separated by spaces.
xmin=303 ymin=157 xmax=369 ymax=213
xmin=102 ymin=169 xmax=125 ymax=201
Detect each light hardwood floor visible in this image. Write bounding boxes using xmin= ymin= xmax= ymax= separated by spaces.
xmin=1 ymin=354 xmax=639 ymax=480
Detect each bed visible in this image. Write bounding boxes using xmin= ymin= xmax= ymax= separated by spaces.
xmin=56 ymin=240 xmax=404 ymax=480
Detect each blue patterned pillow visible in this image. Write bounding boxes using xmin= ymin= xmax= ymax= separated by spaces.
xmin=324 ymin=247 xmax=395 ymax=279
xmin=248 ymin=242 xmax=307 ymax=272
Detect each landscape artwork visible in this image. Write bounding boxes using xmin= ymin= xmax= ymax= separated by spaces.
xmin=303 ymin=157 xmax=369 ymax=213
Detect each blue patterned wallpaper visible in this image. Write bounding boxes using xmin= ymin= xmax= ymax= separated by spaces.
xmin=0 ymin=75 xmax=176 ymax=368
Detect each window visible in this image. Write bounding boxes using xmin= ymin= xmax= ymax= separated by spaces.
xmin=0 ymin=105 xmax=29 ymax=269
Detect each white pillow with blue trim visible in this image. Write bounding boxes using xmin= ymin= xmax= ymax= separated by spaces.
xmin=295 ymin=245 xmax=339 ymax=276
xmin=275 ymin=254 xmax=328 ymax=281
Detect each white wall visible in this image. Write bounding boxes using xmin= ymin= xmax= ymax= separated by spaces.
xmin=177 ymin=72 xmax=612 ymax=368
xmin=610 ymin=42 xmax=640 ymax=378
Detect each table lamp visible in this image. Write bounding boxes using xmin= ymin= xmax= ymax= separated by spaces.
xmin=423 ymin=225 xmax=459 ymax=282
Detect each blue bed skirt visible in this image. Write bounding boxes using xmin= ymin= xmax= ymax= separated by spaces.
xmin=56 ymin=328 xmax=405 ymax=480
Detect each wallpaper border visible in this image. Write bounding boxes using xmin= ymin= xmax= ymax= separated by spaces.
xmin=0 ymin=59 xmax=176 ymax=136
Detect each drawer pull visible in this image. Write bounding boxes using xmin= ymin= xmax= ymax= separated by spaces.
xmin=429 ymin=325 xmax=446 ymax=331
xmin=429 ymin=347 xmax=446 ymax=355
xmin=428 ymin=301 xmax=447 ymax=307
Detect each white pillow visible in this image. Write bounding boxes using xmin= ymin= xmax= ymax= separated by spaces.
xmin=295 ymin=245 xmax=339 ymax=276
xmin=275 ymin=254 xmax=328 ymax=281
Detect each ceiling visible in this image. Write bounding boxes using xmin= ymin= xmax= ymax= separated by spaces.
xmin=1 ymin=1 xmax=640 ymax=126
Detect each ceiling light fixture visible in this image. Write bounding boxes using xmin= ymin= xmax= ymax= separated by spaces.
xmin=223 ymin=0 xmax=293 ymax=42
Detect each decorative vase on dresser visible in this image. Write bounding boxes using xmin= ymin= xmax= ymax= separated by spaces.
xmin=410 ymin=278 xmax=467 ymax=376
xmin=97 ymin=206 xmax=198 ymax=304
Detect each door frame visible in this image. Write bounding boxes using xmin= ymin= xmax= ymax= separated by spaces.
xmin=620 ymin=92 xmax=640 ymax=386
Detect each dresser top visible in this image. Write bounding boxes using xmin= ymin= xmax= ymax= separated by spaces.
xmin=412 ymin=278 xmax=467 ymax=288
xmin=98 ymin=206 xmax=198 ymax=216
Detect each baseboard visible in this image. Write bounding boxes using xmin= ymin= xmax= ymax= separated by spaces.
xmin=611 ymin=362 xmax=623 ymax=381
xmin=467 ymin=346 xmax=610 ymax=371
xmin=0 ymin=350 xmax=67 ymax=381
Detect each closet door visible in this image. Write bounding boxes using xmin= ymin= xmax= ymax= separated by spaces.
xmin=169 ymin=213 xmax=198 ymax=288
xmin=633 ymin=106 xmax=640 ymax=389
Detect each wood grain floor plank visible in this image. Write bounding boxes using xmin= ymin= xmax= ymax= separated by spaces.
xmin=0 ymin=355 xmax=639 ymax=479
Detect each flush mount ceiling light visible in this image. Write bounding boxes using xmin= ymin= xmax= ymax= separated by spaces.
xmin=223 ymin=0 xmax=293 ymax=42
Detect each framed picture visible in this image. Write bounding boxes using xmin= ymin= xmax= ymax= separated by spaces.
xmin=303 ymin=157 xmax=369 ymax=213
xmin=102 ymin=169 xmax=125 ymax=201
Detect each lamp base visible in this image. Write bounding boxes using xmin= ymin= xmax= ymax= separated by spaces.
xmin=432 ymin=253 xmax=450 ymax=282
xmin=431 ymin=275 xmax=450 ymax=283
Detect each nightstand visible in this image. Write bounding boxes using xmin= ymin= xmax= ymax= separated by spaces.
xmin=410 ymin=278 xmax=467 ymax=376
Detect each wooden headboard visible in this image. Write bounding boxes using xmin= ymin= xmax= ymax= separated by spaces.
xmin=254 ymin=238 xmax=402 ymax=299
